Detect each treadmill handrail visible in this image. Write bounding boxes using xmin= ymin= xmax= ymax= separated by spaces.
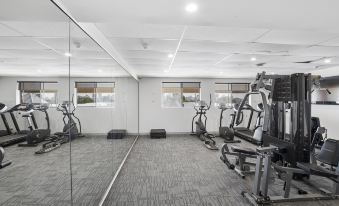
xmin=235 ymin=91 xmax=269 ymax=132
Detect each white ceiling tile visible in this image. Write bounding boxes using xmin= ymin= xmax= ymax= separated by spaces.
xmin=36 ymin=37 xmax=102 ymax=51
xmin=290 ymin=45 xmax=339 ymax=56
xmin=119 ymin=50 xmax=169 ymax=60
xmin=319 ymin=37 xmax=339 ymax=47
xmin=185 ymin=26 xmax=268 ymax=42
xmin=3 ymin=50 xmax=62 ymax=60
xmin=109 ymin=37 xmax=178 ymax=52
xmin=0 ymin=23 xmax=22 ymax=36
xmin=128 ymin=58 xmax=169 ymax=65
xmin=96 ymin=23 xmax=185 ymax=39
xmin=2 ymin=22 xmax=70 ymax=37
xmin=257 ymin=30 xmax=338 ymax=45
xmin=0 ymin=37 xmax=46 ymax=49
xmin=65 ymin=50 xmax=111 ymax=59
xmin=175 ymin=51 xmax=225 ymax=62
xmin=180 ymin=40 xmax=234 ymax=54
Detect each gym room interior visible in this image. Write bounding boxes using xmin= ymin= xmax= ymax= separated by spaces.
xmin=1 ymin=0 xmax=339 ymax=205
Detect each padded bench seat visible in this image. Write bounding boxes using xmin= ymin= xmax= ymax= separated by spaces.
xmin=150 ymin=129 xmax=166 ymax=139
xmin=231 ymin=146 xmax=256 ymax=155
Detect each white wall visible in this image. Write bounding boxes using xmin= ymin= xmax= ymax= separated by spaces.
xmin=0 ymin=76 xmax=138 ymax=134
xmin=139 ymin=77 xmax=253 ymax=134
xmin=2 ymin=76 xmax=338 ymax=139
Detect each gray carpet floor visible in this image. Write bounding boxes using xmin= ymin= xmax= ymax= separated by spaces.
xmin=0 ymin=135 xmax=136 ymax=206
xmin=1 ymin=134 xmax=339 ymax=206
xmin=103 ymin=135 xmax=339 ymax=206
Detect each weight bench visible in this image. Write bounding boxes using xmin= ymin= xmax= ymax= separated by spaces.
xmin=220 ymin=144 xmax=257 ymax=178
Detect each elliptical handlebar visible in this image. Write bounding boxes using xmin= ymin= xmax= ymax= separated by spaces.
xmin=234 ymin=91 xmax=269 ymax=132
xmin=193 ymin=93 xmax=212 ymax=111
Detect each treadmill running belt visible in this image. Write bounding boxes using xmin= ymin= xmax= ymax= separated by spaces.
xmin=0 ymin=135 xmax=26 ymax=147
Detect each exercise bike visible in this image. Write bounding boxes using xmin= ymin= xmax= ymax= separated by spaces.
xmin=7 ymin=103 xmax=51 ymax=147
xmin=35 ymin=101 xmax=83 ymax=154
xmin=218 ymin=103 xmax=241 ymax=143
xmin=191 ymin=94 xmax=218 ymax=150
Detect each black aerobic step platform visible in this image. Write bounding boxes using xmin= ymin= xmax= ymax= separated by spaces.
xmin=150 ymin=129 xmax=166 ymax=139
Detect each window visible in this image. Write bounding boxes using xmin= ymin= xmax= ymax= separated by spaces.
xmin=18 ymin=81 xmax=58 ymax=106
xmin=75 ymin=82 xmax=115 ymax=107
xmin=162 ymin=82 xmax=200 ymax=108
xmin=215 ymin=83 xmax=249 ymax=107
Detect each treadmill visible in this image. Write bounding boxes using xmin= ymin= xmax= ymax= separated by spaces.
xmin=0 ymin=103 xmax=11 ymax=137
xmin=0 ymin=103 xmax=32 ymax=147
xmin=233 ymin=103 xmax=263 ymax=145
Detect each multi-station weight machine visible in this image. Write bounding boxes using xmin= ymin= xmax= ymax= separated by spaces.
xmin=240 ymin=72 xmax=339 ymax=205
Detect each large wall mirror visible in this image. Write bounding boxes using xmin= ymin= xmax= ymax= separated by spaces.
xmin=0 ymin=1 xmax=139 ymax=205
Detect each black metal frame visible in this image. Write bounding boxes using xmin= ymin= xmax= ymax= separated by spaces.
xmin=0 ymin=113 xmax=11 ymax=136
xmin=262 ymin=73 xmax=312 ymax=166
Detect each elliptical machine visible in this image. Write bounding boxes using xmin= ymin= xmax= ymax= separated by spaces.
xmin=35 ymin=101 xmax=83 ymax=154
xmin=191 ymin=94 xmax=218 ymax=150
xmin=18 ymin=104 xmax=51 ymax=147
xmin=0 ymin=147 xmax=11 ymax=169
xmin=218 ymin=103 xmax=241 ymax=143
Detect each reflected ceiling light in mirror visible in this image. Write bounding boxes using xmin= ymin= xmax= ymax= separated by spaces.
xmin=324 ymin=58 xmax=331 ymax=63
xmin=37 ymin=69 xmax=42 ymax=73
xmin=186 ymin=3 xmax=198 ymax=13
xmin=164 ymin=70 xmax=170 ymax=73
xmin=250 ymin=57 xmax=257 ymax=61
xmin=168 ymin=54 xmax=174 ymax=58
xmin=98 ymin=69 xmax=103 ymax=73
xmin=64 ymin=52 xmax=72 ymax=57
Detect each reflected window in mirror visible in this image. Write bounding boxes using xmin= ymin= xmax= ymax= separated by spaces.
xmin=17 ymin=81 xmax=58 ymax=106
xmin=74 ymin=82 xmax=115 ymax=108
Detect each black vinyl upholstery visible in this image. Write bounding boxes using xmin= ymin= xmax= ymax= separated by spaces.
xmin=231 ymin=146 xmax=256 ymax=155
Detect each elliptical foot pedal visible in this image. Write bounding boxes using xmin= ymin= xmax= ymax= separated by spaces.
xmin=150 ymin=129 xmax=166 ymax=139
xmin=18 ymin=143 xmax=38 ymax=147
xmin=107 ymin=129 xmax=126 ymax=139
xmin=204 ymin=141 xmax=219 ymax=150
xmin=35 ymin=142 xmax=61 ymax=154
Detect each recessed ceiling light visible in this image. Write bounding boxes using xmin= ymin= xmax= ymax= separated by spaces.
xmin=64 ymin=52 xmax=72 ymax=57
xmin=324 ymin=58 xmax=331 ymax=63
xmin=251 ymin=57 xmax=257 ymax=61
xmin=168 ymin=54 xmax=174 ymax=58
xmin=185 ymin=3 xmax=198 ymax=13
